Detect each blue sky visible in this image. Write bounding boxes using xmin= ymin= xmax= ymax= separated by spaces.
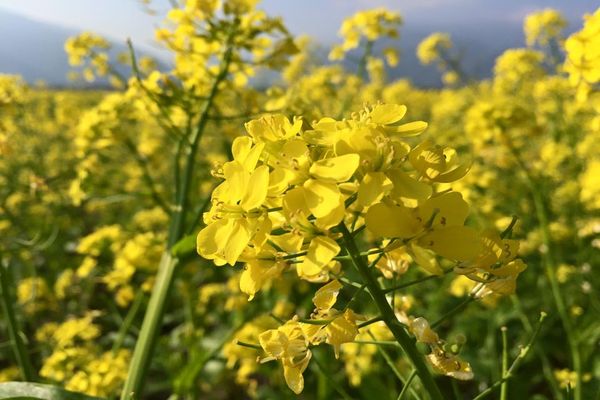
xmin=0 ymin=0 xmax=597 ymax=54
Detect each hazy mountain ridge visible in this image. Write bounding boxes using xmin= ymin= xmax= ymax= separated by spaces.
xmin=0 ymin=10 xmax=162 ymax=87
xmin=0 ymin=9 xmax=573 ymax=88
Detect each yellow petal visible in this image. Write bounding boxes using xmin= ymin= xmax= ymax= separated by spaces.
xmin=358 ymin=172 xmax=392 ymax=207
xmin=258 ymin=329 xmax=286 ymax=358
xmin=418 ymin=226 xmax=482 ymax=261
xmin=492 ymin=259 xmax=527 ymax=278
xmin=387 ymin=169 xmax=433 ymax=200
xmin=223 ymin=220 xmax=251 ymax=265
xmin=240 ymin=260 xmax=283 ymax=300
xmin=427 ymin=349 xmax=474 ymax=380
xmin=418 ymin=192 xmax=469 ymax=228
xmin=313 ymin=280 xmax=343 ymax=311
xmin=314 ymin=201 xmax=346 ymax=230
xmin=222 ymin=161 xmax=248 ymax=203
xmin=365 ymin=203 xmax=421 ymax=238
xmin=231 ymin=136 xmax=264 ymax=171
xmin=409 ymin=243 xmax=444 ymax=275
xmin=298 ymin=236 xmax=340 ymax=278
xmin=411 ymin=317 xmax=439 ymax=344
xmin=309 ymin=154 xmax=360 ymax=182
xmin=326 ymin=314 xmax=358 ymax=358
xmin=269 ymin=168 xmax=292 ymax=196
xmin=270 ymin=232 xmax=304 ymax=254
xmin=388 ymin=121 xmax=428 ymax=136
xmin=370 ymin=104 xmax=407 ymax=125
xmin=303 ymin=179 xmax=342 ymax=218
xmin=241 ymin=165 xmax=269 ymax=210
xmin=283 ymin=358 xmax=309 ymax=394
xmin=197 ymin=219 xmax=228 ymax=259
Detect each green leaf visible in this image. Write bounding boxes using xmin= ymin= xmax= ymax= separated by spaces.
xmin=170 ymin=233 xmax=197 ymax=258
xmin=0 ymin=382 xmax=104 ymax=400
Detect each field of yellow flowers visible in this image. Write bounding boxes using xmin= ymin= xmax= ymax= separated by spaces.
xmin=1 ymin=2 xmax=599 ymax=399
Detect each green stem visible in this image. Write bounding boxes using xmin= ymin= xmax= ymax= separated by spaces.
xmin=0 ymin=261 xmax=36 ymax=382
xmin=120 ymin=253 xmax=178 ymax=399
xmin=510 ymin=296 xmax=562 ymax=398
xmin=121 ymin=26 xmax=237 ymax=400
xmin=112 ymin=290 xmax=145 ymax=354
xmin=383 ymin=269 xmax=452 ymax=294
xmin=397 ymin=370 xmax=417 ymax=400
xmin=500 ymin=327 xmax=508 ymax=400
xmin=368 ymin=332 xmax=421 ymax=400
xmin=339 ymin=223 xmax=443 ymax=400
xmin=353 ymin=340 xmax=399 ymax=347
xmin=473 ymin=312 xmax=547 ymax=400
xmin=431 ymin=296 xmax=476 ymax=329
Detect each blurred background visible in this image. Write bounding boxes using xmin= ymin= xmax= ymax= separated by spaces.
xmin=1 ymin=0 xmax=598 ymax=87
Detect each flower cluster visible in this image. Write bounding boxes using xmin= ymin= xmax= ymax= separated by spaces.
xmin=197 ymin=103 xmax=526 ymax=393
xmin=564 ymin=8 xmax=600 ymax=100
xmin=329 ymin=8 xmax=402 ymax=68
xmin=524 ymin=8 xmax=567 ymax=47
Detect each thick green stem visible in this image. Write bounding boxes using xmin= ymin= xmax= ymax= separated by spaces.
xmin=0 ymin=260 xmax=36 ymax=382
xmin=339 ymin=223 xmax=443 ymax=400
xmin=121 ymin=26 xmax=237 ymax=399
xmin=120 ymin=253 xmax=178 ymax=399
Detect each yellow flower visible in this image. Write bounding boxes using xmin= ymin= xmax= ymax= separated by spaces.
xmin=259 ymin=321 xmax=312 ymax=394
xmin=524 ymin=9 xmax=567 ymax=47
xmin=417 ymin=33 xmax=452 ymax=65
xmin=197 ymin=137 xmax=271 ymax=265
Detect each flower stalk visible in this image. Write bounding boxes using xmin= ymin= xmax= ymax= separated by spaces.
xmin=339 ymin=222 xmax=444 ymax=400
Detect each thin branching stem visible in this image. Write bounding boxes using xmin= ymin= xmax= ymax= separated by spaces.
xmin=339 ymin=223 xmax=443 ymax=400
xmin=473 ymin=312 xmax=547 ymax=400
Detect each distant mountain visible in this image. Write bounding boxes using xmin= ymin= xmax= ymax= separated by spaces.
xmin=0 ymin=9 xmax=165 ymax=87
xmin=0 ymin=9 xmax=575 ymax=88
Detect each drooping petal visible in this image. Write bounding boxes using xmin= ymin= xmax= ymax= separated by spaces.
xmin=326 ymin=313 xmax=358 ymax=358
